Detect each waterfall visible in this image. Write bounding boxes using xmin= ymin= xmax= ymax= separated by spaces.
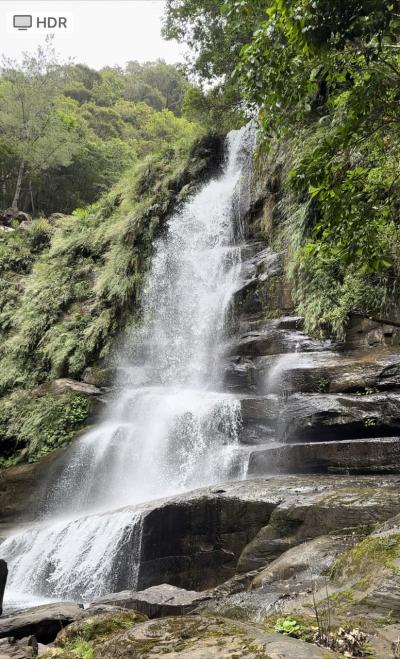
xmin=0 ymin=124 xmax=255 ymax=608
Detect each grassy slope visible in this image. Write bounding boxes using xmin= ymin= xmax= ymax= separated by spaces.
xmin=0 ymin=132 xmax=223 ymax=465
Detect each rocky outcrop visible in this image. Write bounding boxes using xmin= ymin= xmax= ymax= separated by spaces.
xmin=248 ymin=437 xmax=400 ymax=474
xmin=0 ymin=602 xmax=82 ymax=644
xmin=0 ymin=562 xmax=7 ymax=616
xmin=136 ymin=481 xmax=274 ymax=590
xmin=277 ymin=392 xmax=400 ymax=442
xmin=226 ymin=348 xmax=400 ymax=395
xmin=233 ymin=246 xmax=289 ymax=320
xmin=121 ymin=475 xmax=400 ymax=590
xmin=252 ymin=534 xmax=351 ymax=590
xmin=91 ymin=584 xmax=211 ymax=618
xmin=235 ymin=475 xmax=400 ymax=573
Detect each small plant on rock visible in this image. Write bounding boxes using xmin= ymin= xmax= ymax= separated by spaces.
xmin=274 ymin=617 xmax=301 ymax=637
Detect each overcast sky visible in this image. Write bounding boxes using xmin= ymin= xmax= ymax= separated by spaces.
xmin=0 ymin=1 xmax=185 ymax=69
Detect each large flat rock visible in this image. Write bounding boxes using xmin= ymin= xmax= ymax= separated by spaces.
xmin=248 ymin=438 xmax=400 ymax=474
xmin=224 ymin=349 xmax=400 ymax=395
xmin=91 ymin=584 xmax=211 ymax=618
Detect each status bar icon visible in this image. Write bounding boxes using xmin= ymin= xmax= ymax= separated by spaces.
xmin=13 ymin=15 xmax=32 ymax=30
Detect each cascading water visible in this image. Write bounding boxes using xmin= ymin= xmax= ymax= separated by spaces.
xmin=0 ymin=124 xmax=255 ymax=609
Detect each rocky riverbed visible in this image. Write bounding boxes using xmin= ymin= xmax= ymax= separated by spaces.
xmin=2 ymin=474 xmax=400 ymax=657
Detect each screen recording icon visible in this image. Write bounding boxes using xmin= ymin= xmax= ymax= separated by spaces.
xmin=13 ymin=15 xmax=32 ymax=30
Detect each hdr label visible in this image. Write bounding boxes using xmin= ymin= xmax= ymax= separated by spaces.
xmin=8 ymin=13 xmax=73 ymax=33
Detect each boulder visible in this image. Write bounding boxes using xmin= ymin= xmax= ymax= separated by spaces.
xmin=91 ymin=584 xmax=211 ymax=618
xmin=248 ymin=438 xmax=400 ymax=475
xmin=82 ymin=367 xmax=115 ymax=387
xmin=0 ymin=602 xmax=82 ymax=644
xmin=0 ymin=562 xmax=7 ymax=617
xmin=55 ymin=610 xmax=146 ymax=649
xmin=200 ymin=535 xmax=352 ymax=624
xmin=47 ymin=213 xmax=67 ymax=223
xmin=135 ymin=481 xmax=274 ymax=591
xmin=0 ymin=209 xmax=31 ymax=226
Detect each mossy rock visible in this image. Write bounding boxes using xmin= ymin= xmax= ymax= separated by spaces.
xmin=44 ymin=611 xmax=147 ymax=659
xmin=47 ymin=613 xmax=339 ymax=658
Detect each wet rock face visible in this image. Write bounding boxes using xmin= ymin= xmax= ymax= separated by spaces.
xmin=277 ymin=392 xmax=400 ymax=442
xmin=0 ymin=453 xmax=61 ymax=535
xmin=248 ymin=438 xmax=400 ymax=475
xmin=0 ymin=561 xmax=7 ymax=616
xmin=136 ymin=489 xmax=274 ymax=591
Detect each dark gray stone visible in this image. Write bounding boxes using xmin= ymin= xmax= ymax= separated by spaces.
xmin=91 ymin=584 xmax=211 ymax=618
xmin=277 ymin=392 xmax=400 ymax=442
xmin=224 ymin=349 xmax=400 ymax=395
xmin=0 ymin=602 xmax=82 ymax=644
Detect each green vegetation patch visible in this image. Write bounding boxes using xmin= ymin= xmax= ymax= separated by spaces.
xmin=0 ymin=389 xmax=91 ymax=466
xmin=44 ymin=611 xmax=146 ymax=659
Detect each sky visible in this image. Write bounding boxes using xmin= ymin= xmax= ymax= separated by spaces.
xmin=0 ymin=1 xmax=185 ymax=69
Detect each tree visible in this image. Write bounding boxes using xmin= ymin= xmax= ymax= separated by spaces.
xmin=0 ymin=37 xmax=82 ymax=210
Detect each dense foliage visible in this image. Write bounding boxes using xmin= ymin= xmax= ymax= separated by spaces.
xmin=164 ymin=0 xmax=400 ymax=336
xmin=0 ymin=38 xmax=191 ymax=214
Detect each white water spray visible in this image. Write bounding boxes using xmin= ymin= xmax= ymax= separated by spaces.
xmin=0 ymin=125 xmax=255 ymax=607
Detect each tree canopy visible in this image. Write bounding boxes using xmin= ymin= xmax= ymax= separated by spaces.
xmin=164 ymin=0 xmax=400 ymax=336
xmin=0 ymin=39 xmax=193 ymax=215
